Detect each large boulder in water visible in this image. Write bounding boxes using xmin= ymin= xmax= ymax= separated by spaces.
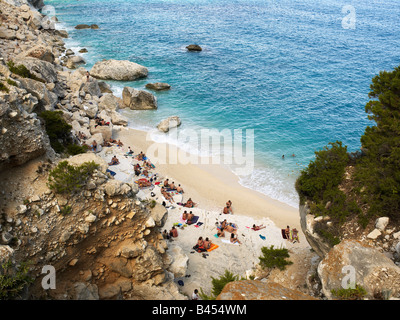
xmin=90 ymin=59 xmax=148 ymax=81
xmin=122 ymin=87 xmax=157 ymax=110
xmin=157 ymin=116 xmax=181 ymax=133
xmin=186 ymin=44 xmax=202 ymax=52
xmin=145 ymin=82 xmax=171 ymax=91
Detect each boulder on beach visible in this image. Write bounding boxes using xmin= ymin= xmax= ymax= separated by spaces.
xmin=90 ymin=59 xmax=148 ymax=81
xmin=145 ymin=82 xmax=171 ymax=91
xmin=122 ymin=87 xmax=157 ymax=110
xmin=66 ymin=55 xmax=86 ymax=69
xmin=186 ymin=44 xmax=202 ymax=52
xmin=157 ymin=116 xmax=181 ymax=133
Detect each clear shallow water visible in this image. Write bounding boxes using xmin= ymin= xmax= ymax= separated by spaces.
xmin=45 ymin=0 xmax=400 ymax=208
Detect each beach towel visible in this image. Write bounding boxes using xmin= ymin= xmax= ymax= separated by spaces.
xmin=221 ymin=239 xmax=239 ymax=246
xmin=106 ymin=169 xmax=116 ymax=176
xmin=187 ymin=216 xmax=199 ymax=225
xmin=214 ymin=233 xmax=219 ymax=238
xmin=259 ymin=235 xmax=266 ymax=240
xmin=194 ymin=222 xmax=203 ymax=228
xmin=207 ymin=243 xmax=219 ymax=252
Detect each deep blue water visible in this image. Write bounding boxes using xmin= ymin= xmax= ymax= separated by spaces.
xmin=44 ymin=0 xmax=400 ymax=207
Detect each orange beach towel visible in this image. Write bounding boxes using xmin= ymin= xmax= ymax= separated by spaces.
xmin=207 ymin=243 xmax=219 ymax=252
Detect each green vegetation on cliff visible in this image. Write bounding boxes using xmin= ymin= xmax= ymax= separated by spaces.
xmin=47 ymin=160 xmax=99 ymax=195
xmin=296 ymin=65 xmax=400 ymax=243
xmin=39 ymin=110 xmax=88 ymax=155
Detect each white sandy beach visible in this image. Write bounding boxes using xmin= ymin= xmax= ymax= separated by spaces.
xmin=96 ymin=125 xmax=309 ymax=297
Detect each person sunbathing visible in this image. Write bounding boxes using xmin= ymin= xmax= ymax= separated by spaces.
xmin=193 ymin=237 xmax=206 ymax=252
xmin=220 ymin=219 xmax=227 ymax=230
xmin=138 ymin=180 xmax=152 ymax=188
xmin=137 ymin=152 xmax=144 ymax=161
xmin=102 ymin=140 xmax=112 ymax=147
xmin=169 ymin=226 xmax=178 ymax=238
xmin=127 ymin=147 xmax=134 ymax=155
xmin=142 ymin=169 xmax=149 ymax=177
xmin=223 ymin=206 xmax=231 ymax=214
xmin=230 ymin=233 xmax=241 ymax=244
xmin=163 ymin=179 xmax=170 ymax=188
xmin=117 ymin=139 xmax=123 ymax=147
xmin=187 ymin=211 xmax=194 ymax=224
xmin=224 ymin=223 xmax=237 ymax=234
xmin=182 ymin=211 xmax=189 ymax=220
xmin=184 ymin=198 xmax=195 ymax=208
xmin=108 ymin=155 xmax=119 ymax=165
xmin=176 ymin=184 xmax=184 ymax=194
xmin=252 ymin=224 xmax=266 ymax=231
xmin=291 ymin=228 xmax=300 ymax=243
xmin=169 ymin=181 xmax=176 ymax=190
xmin=203 ymin=237 xmax=212 ymax=250
xmin=161 ymin=188 xmax=175 ymax=203
xmin=217 ymin=228 xmax=225 ymax=237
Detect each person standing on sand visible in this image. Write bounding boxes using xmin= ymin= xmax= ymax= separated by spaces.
xmin=192 ymin=289 xmax=200 ymax=300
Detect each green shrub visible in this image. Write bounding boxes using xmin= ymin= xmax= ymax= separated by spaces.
xmin=331 ymin=285 xmax=367 ymax=300
xmin=0 ymin=260 xmax=33 ymax=300
xmin=66 ymin=143 xmax=89 ymax=156
xmin=6 ymin=78 xmax=17 ymax=87
xmin=295 ymin=141 xmax=349 ymax=205
xmin=7 ymin=60 xmax=44 ymax=83
xmin=0 ymin=82 xmax=9 ymax=93
xmin=199 ymin=270 xmax=242 ymax=300
xmin=258 ymin=245 xmax=293 ymax=271
xmin=39 ymin=110 xmax=72 ymax=154
xmin=48 ymin=160 xmax=99 ymax=195
xmin=60 ymin=205 xmax=72 ymax=216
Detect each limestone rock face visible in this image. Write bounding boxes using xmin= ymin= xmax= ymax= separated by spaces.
xmin=167 ymin=246 xmax=189 ymax=278
xmin=21 ymin=45 xmax=55 ymax=63
xmin=65 ymin=153 xmax=108 ymax=173
xmin=150 ymin=203 xmax=168 ymax=227
xmin=14 ymin=57 xmax=58 ymax=83
xmin=90 ymin=59 xmax=148 ymax=81
xmin=299 ymin=204 xmax=332 ymax=258
xmin=122 ymin=87 xmax=157 ymax=110
xmin=216 ymin=280 xmax=316 ymax=300
xmin=0 ymin=96 xmax=51 ymax=171
xmin=317 ymin=239 xmax=400 ymax=299
xmin=157 ymin=116 xmax=181 ymax=133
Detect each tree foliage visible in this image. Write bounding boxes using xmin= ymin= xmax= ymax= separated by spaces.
xmin=258 ymin=245 xmax=293 ymax=271
xmin=0 ymin=260 xmax=33 ymax=300
xmin=48 ymin=160 xmax=99 ymax=195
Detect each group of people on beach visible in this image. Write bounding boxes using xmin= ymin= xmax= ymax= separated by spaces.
xmin=216 ymin=219 xmax=241 ymax=244
xmin=283 ymin=225 xmax=300 ymax=243
xmin=193 ymin=236 xmax=213 ymax=253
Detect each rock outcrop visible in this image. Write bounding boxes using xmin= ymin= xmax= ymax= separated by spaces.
xmin=122 ymin=87 xmax=157 ymax=110
xmin=186 ymin=44 xmax=202 ymax=52
xmin=317 ymin=239 xmax=400 ymax=299
xmin=157 ymin=116 xmax=181 ymax=133
xmin=90 ymin=59 xmax=148 ymax=81
xmin=216 ymin=280 xmax=316 ymax=300
xmin=299 ymin=204 xmax=331 ymax=258
xmin=145 ymin=82 xmax=171 ymax=91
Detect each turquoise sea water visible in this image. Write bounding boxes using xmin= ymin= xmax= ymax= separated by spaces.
xmin=45 ymin=0 xmax=400 ymax=208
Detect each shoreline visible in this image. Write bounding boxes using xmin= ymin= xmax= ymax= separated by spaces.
xmin=49 ymin=7 xmax=311 ymax=296
xmin=113 ymin=126 xmax=303 ymax=231
xmin=98 ymin=125 xmax=310 ymax=296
